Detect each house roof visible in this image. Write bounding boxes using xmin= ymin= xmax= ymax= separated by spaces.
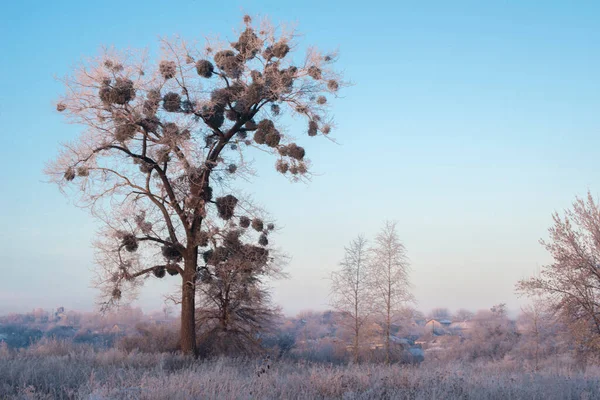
xmin=408 ymin=348 xmax=424 ymax=357
xmin=389 ymin=335 xmax=410 ymax=345
xmin=449 ymin=321 xmax=472 ymax=330
xmin=425 ymin=318 xmax=452 ymax=325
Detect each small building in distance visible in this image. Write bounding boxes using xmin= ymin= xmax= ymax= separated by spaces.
xmin=110 ymin=324 xmax=125 ymax=335
xmin=424 ymin=319 xmax=452 ymax=335
xmin=448 ymin=321 xmax=473 ymax=336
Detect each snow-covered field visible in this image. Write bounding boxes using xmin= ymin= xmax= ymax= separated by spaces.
xmin=1 ymin=342 xmax=599 ymax=399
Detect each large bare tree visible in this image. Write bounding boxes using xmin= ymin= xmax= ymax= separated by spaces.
xmin=330 ymin=235 xmax=373 ymax=363
xmin=370 ymin=221 xmax=412 ymax=364
xmin=45 ymin=15 xmax=344 ymax=355
xmin=517 ymin=192 xmax=600 ymax=356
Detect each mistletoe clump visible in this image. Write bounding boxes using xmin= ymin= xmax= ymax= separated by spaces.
xmin=162 ymin=122 xmax=187 ymax=139
xmin=253 ymin=119 xmax=281 ymax=148
xmin=163 ymin=92 xmax=181 ymax=112
xmin=134 ymin=213 xmax=153 ymax=235
xmin=64 ymin=167 xmax=75 ymax=181
xmin=76 ymin=166 xmax=89 ymax=177
xmin=112 ymin=288 xmax=122 ymax=300
xmin=307 ymin=66 xmax=322 ymax=80
xmin=114 ymin=120 xmax=137 ymax=142
xmin=154 ymin=146 xmax=171 ymax=164
xmin=202 ymin=249 xmax=214 ymax=263
xmin=196 ymin=59 xmax=214 ymax=78
xmin=327 ymin=79 xmax=339 ymax=91
xmin=162 ymin=244 xmax=183 ymax=262
xmin=239 ymin=216 xmax=251 ymax=228
xmin=243 ymin=244 xmax=269 ymax=265
xmin=143 ymin=90 xmax=161 ymax=116
xmin=271 ymin=41 xmax=290 ymax=58
xmin=202 ymin=103 xmax=225 ymax=128
xmin=137 ymin=160 xmax=153 ymax=174
xmin=284 ymin=143 xmax=305 ymax=161
xmin=99 ymin=78 xmax=136 ymax=105
xmin=154 ymin=266 xmax=166 ymax=278
xmin=196 ymin=230 xmax=210 ymax=247
xmin=251 ymin=218 xmax=264 ymax=232
xmin=258 ymin=233 xmax=268 ymax=246
xmin=232 ymin=28 xmax=261 ymax=59
xmin=166 ymin=265 xmax=180 ymax=276
xmin=139 ymin=116 xmax=159 ymax=133
xmin=216 ymin=195 xmax=238 ymax=220
xmin=225 ymin=109 xmax=237 ymax=121
xmin=159 ymin=60 xmax=177 ymax=80
xmin=122 ymin=234 xmax=139 ymax=252
xmin=308 ymin=120 xmax=318 ymax=137
xmin=275 ymin=160 xmax=289 ymax=174
xmin=214 ymin=50 xmax=243 ymax=78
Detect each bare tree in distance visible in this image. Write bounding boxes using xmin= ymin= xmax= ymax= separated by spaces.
xmin=490 ymin=303 xmax=507 ymax=318
xmin=45 ymin=15 xmax=345 ymax=356
xmin=517 ymin=192 xmax=600 ymax=357
xmin=429 ymin=308 xmax=452 ymax=321
xmin=518 ymin=298 xmax=553 ymax=372
xmin=371 ymin=221 xmax=413 ymax=364
xmin=330 ymin=235 xmax=373 ymax=363
xmin=460 ymin=305 xmax=519 ymax=362
xmin=453 ymin=308 xmax=474 ymax=322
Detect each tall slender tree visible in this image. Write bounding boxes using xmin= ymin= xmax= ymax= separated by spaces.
xmin=518 ymin=298 xmax=552 ymax=371
xmin=46 ymin=15 xmax=344 ymax=355
xmin=330 ymin=235 xmax=373 ymax=363
xmin=371 ymin=221 xmax=412 ymax=364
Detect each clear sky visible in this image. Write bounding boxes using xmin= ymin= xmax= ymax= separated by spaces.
xmin=1 ymin=1 xmax=599 ymax=317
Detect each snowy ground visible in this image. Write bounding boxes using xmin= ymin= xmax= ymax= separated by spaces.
xmin=1 ymin=343 xmax=599 ymax=399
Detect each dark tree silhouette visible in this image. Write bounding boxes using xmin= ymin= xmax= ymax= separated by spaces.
xmin=46 ymin=15 xmax=345 ymax=356
xmin=195 ymin=227 xmax=284 ymax=357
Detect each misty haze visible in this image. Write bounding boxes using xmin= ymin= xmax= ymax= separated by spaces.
xmin=2 ymin=1 xmax=600 ymax=399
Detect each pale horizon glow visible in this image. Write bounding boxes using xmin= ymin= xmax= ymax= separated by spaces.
xmin=1 ymin=1 xmax=599 ymax=318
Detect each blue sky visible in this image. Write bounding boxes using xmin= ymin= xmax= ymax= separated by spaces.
xmin=1 ymin=1 xmax=599 ymax=316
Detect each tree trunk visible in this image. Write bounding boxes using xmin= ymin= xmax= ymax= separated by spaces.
xmin=354 ymin=286 xmax=359 ymax=364
xmin=534 ymin=318 xmax=539 ymax=372
xmin=385 ymin=322 xmax=390 ymax=364
xmin=180 ymin=247 xmax=198 ymax=356
xmin=385 ymin=300 xmax=391 ymax=365
xmin=353 ymin=324 xmax=359 ymax=364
